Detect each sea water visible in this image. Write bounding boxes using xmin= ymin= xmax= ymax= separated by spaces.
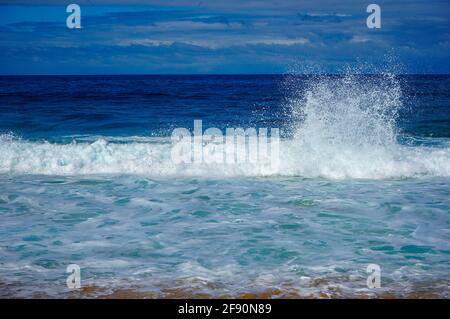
xmin=0 ymin=74 xmax=449 ymax=297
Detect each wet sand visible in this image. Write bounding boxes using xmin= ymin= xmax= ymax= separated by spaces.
xmin=1 ymin=275 xmax=448 ymax=299
xmin=1 ymin=282 xmax=445 ymax=299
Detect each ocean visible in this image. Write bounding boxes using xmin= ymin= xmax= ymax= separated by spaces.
xmin=0 ymin=74 xmax=449 ymax=298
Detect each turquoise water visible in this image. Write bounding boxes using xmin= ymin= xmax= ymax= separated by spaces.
xmin=1 ymin=175 xmax=449 ymax=297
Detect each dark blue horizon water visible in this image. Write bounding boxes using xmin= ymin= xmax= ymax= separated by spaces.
xmin=1 ymin=74 xmax=449 ymax=141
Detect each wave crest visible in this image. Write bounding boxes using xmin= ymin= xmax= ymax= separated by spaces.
xmin=1 ymin=74 xmax=450 ymax=179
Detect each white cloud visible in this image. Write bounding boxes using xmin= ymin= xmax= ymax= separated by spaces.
xmin=153 ymin=21 xmax=243 ymax=30
xmin=117 ymin=39 xmax=175 ymax=46
xmin=246 ymin=38 xmax=310 ymax=46
xmin=350 ymin=35 xmax=371 ymax=43
xmin=118 ymin=37 xmax=310 ymax=48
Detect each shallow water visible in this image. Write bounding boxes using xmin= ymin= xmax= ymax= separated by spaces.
xmin=0 ymin=175 xmax=449 ymax=297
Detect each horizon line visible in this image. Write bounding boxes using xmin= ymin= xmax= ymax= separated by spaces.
xmin=1 ymin=73 xmax=450 ymax=76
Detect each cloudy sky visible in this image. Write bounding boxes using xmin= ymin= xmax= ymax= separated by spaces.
xmin=0 ymin=0 xmax=449 ymax=74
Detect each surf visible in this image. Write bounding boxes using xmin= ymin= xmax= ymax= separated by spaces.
xmin=1 ymin=74 xmax=450 ymax=179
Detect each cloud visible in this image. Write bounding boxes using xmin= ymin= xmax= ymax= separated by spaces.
xmin=296 ymin=12 xmax=351 ymax=23
xmin=350 ymin=35 xmax=371 ymax=43
xmin=245 ymin=38 xmax=310 ymax=46
xmin=117 ymin=37 xmax=310 ymax=49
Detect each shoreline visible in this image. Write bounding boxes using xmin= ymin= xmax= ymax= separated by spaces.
xmin=1 ymin=281 xmax=447 ymax=299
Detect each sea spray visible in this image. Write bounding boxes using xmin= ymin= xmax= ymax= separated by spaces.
xmin=288 ymin=73 xmax=402 ymax=147
xmin=280 ymin=73 xmax=413 ymax=178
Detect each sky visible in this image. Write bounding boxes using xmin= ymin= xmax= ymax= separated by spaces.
xmin=0 ymin=0 xmax=449 ymax=74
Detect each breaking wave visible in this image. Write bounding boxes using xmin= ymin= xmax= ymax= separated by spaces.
xmin=1 ymin=74 xmax=450 ymax=179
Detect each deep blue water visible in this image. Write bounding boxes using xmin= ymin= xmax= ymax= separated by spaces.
xmin=1 ymin=75 xmax=449 ymax=140
xmin=0 ymin=75 xmax=288 ymax=140
xmin=0 ymin=74 xmax=449 ymax=297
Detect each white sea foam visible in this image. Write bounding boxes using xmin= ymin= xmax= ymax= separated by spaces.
xmin=1 ymin=74 xmax=450 ymax=179
xmin=1 ymin=134 xmax=449 ymax=179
